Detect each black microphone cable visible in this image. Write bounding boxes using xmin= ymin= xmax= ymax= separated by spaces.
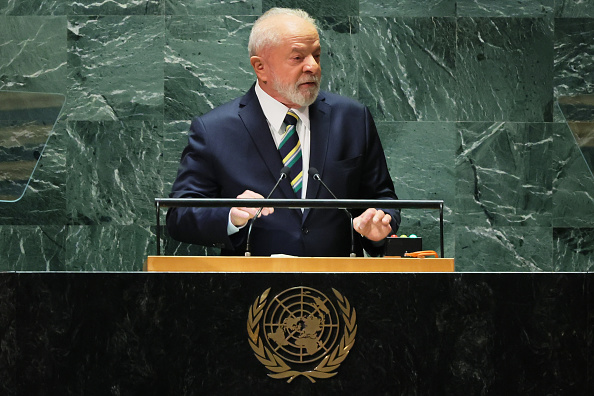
xmin=308 ymin=167 xmax=356 ymax=257
xmin=245 ymin=166 xmax=291 ymax=256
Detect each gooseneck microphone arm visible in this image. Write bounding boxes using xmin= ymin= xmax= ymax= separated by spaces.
xmin=245 ymin=166 xmax=291 ymax=257
xmin=308 ymin=167 xmax=356 ymax=257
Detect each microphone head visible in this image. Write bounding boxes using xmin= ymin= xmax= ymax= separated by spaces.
xmin=308 ymin=167 xmax=319 ymax=177
xmin=280 ymin=166 xmax=291 ymax=179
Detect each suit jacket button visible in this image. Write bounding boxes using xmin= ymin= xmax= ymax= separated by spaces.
xmin=302 ymin=227 xmax=309 ymax=235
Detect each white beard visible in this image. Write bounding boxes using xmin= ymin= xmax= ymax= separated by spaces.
xmin=270 ymin=72 xmax=321 ymax=107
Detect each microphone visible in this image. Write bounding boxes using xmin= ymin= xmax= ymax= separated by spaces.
xmin=245 ymin=166 xmax=291 ymax=256
xmin=308 ymin=167 xmax=356 ymax=257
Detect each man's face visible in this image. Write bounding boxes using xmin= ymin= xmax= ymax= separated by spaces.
xmin=255 ymin=16 xmax=322 ymax=108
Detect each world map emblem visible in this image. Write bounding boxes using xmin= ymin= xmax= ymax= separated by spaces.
xmin=247 ymin=287 xmax=357 ymax=383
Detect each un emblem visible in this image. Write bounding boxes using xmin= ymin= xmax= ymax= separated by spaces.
xmin=247 ymin=287 xmax=357 ymax=383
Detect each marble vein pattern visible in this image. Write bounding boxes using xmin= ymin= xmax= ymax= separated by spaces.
xmin=360 ymin=0 xmax=456 ymax=17
xmin=456 ymin=17 xmax=553 ymax=122
xmin=165 ymin=0 xmax=260 ymax=15
xmin=66 ymin=15 xmax=164 ymax=121
xmin=165 ymin=15 xmax=255 ymax=120
xmin=456 ymin=122 xmax=552 ymax=227
xmin=0 ymin=16 xmax=67 ymax=93
xmin=552 ymin=122 xmax=594 ymax=228
xmin=358 ymin=17 xmax=457 ymax=122
xmin=378 ymin=121 xmax=456 ymax=255
xmin=554 ymin=18 xmax=594 ymax=100
xmin=456 ymin=0 xmax=554 ymax=17
xmin=65 ymin=120 xmax=163 ymax=226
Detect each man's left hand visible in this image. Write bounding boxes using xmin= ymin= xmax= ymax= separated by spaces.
xmin=353 ymin=208 xmax=392 ymax=242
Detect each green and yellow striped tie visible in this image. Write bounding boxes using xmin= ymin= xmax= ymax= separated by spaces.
xmin=279 ymin=110 xmax=302 ymax=195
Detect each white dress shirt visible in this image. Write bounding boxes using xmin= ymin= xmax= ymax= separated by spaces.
xmin=254 ymin=81 xmax=311 ymax=198
xmin=228 ymin=82 xmax=312 ymax=234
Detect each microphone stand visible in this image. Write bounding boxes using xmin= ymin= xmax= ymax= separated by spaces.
xmin=245 ymin=167 xmax=290 ymax=256
xmin=309 ymin=168 xmax=356 ymax=257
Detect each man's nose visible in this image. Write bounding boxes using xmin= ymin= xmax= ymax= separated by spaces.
xmin=303 ymin=55 xmax=320 ymax=73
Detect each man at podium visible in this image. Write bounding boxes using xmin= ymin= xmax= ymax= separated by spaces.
xmin=167 ymin=8 xmax=400 ymax=256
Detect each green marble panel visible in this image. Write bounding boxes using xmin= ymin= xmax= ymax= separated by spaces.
xmin=378 ymin=121 xmax=456 ymax=256
xmin=456 ymin=17 xmax=553 ymax=122
xmin=163 ymin=120 xmax=190 ymax=194
xmin=0 ymin=16 xmax=67 ymax=93
xmin=456 ymin=0 xmax=553 ymax=17
xmin=262 ymin=0 xmax=358 ymax=17
xmin=66 ymin=15 xmax=164 ymax=121
xmin=552 ymin=122 xmax=594 ymax=227
xmin=0 ymin=1 xmax=591 ymax=272
xmin=554 ymin=18 xmax=594 ymax=99
xmin=456 ymin=122 xmax=552 ymax=227
xmin=165 ymin=0 xmax=260 ymax=15
xmin=0 ymin=120 xmax=67 ymax=225
xmin=317 ymin=17 xmax=359 ymax=99
xmin=70 ymin=0 xmax=164 ymax=15
xmin=454 ymin=225 xmax=552 ymax=271
xmin=555 ymin=0 xmax=594 ymax=17
xmin=1 ymin=0 xmax=68 ymax=15
xmin=553 ymin=19 xmax=593 ymax=175
xmin=0 ymin=225 xmax=66 ymax=271
xmin=65 ymin=120 xmax=163 ymax=226
xmin=360 ymin=0 xmax=455 ymax=17
xmin=358 ymin=17 xmax=457 ymax=122
xmin=165 ymin=15 xmax=359 ymax=121
xmin=165 ymin=15 xmax=255 ymax=120
xmin=65 ymin=225 xmax=154 ymax=271
xmin=553 ymin=228 xmax=594 ymax=271
xmin=2 ymin=0 xmax=165 ymax=15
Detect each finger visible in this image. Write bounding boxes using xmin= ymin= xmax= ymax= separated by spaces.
xmin=373 ymin=210 xmax=385 ymax=223
xmin=259 ymin=207 xmax=274 ymax=216
xmin=230 ymin=207 xmax=251 ymax=227
xmin=353 ymin=216 xmax=365 ymax=233
xmin=237 ymin=190 xmax=265 ymax=199
xmin=231 ymin=207 xmax=250 ymax=219
xmin=360 ymin=208 xmax=376 ymax=221
xmin=239 ymin=207 xmax=261 ymax=217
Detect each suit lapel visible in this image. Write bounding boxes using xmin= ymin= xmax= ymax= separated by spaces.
xmin=238 ymin=86 xmax=295 ymax=200
xmin=304 ymin=93 xmax=331 ymax=222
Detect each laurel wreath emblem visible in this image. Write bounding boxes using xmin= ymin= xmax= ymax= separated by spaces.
xmin=247 ymin=287 xmax=357 ymax=383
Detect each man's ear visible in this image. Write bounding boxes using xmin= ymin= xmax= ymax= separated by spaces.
xmin=250 ymin=56 xmax=268 ymax=83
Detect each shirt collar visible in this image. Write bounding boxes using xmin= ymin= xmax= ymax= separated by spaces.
xmin=255 ymin=82 xmax=310 ymax=133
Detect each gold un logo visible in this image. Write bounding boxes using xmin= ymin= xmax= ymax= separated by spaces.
xmin=247 ymin=286 xmax=357 ymax=383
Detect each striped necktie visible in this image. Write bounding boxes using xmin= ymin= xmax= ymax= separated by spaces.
xmin=279 ymin=110 xmax=302 ymax=195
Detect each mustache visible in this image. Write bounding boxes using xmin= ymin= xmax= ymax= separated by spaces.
xmin=298 ymin=75 xmax=321 ymax=85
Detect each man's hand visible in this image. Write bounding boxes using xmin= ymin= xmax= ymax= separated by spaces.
xmin=229 ymin=190 xmax=274 ymax=227
xmin=353 ymin=208 xmax=392 ymax=242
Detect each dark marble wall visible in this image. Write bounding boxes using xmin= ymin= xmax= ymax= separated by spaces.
xmin=1 ymin=0 xmax=593 ymax=271
xmin=0 ymin=272 xmax=591 ymax=395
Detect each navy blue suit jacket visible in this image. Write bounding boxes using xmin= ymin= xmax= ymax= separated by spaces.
xmin=167 ymin=85 xmax=400 ymax=256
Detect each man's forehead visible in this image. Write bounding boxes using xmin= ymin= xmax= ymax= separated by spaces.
xmin=288 ymin=40 xmax=321 ymax=52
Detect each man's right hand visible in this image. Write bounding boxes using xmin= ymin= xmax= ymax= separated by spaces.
xmin=229 ymin=190 xmax=274 ymax=227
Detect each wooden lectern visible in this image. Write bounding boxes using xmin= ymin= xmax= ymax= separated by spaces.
xmin=144 ymin=256 xmax=455 ymax=272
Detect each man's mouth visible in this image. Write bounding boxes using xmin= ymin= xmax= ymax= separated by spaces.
xmin=299 ymin=81 xmax=318 ymax=88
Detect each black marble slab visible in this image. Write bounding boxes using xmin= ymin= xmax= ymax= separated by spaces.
xmin=1 ymin=272 xmax=591 ymax=395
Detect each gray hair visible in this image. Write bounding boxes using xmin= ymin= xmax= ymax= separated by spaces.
xmin=248 ymin=8 xmax=318 ymax=57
